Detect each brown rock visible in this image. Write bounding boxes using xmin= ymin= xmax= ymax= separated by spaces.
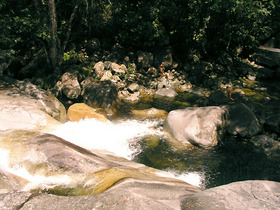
xmin=67 ymin=103 xmax=108 ymax=122
xmin=132 ymin=108 xmax=168 ymax=119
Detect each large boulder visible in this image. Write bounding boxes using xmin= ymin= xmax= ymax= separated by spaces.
xmin=0 ymin=77 xmax=64 ymax=132
xmin=0 ymin=97 xmax=61 ymax=132
xmin=127 ymin=83 xmax=140 ymax=93
xmin=67 ymin=103 xmax=108 ymax=122
xmin=100 ymin=70 xmax=113 ymax=81
xmin=0 ymin=170 xmax=28 ymax=193
xmin=121 ymin=92 xmax=140 ymax=104
xmin=60 ymin=72 xmax=81 ymax=100
xmin=251 ymin=46 xmax=280 ymax=68
xmin=183 ymin=180 xmax=280 ymax=210
xmin=155 ymin=88 xmax=178 ymax=98
xmin=93 ymin=61 xmax=106 ymax=79
xmin=2 ymin=76 xmax=66 ymax=122
xmin=81 ymin=78 xmax=119 ymax=115
xmin=111 ymin=62 xmax=126 ymax=74
xmin=164 ymin=106 xmax=226 ymax=148
xmin=224 ymin=103 xmax=262 ymax=138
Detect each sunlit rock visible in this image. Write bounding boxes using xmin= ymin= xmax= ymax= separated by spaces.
xmin=92 ymin=61 xmax=105 ymax=79
xmin=164 ymin=106 xmax=226 ymax=148
xmin=111 ymin=62 xmax=126 ymax=74
xmin=155 ymin=87 xmax=178 ymax=98
xmin=127 ymin=83 xmax=140 ymax=93
xmin=183 ymin=180 xmax=280 ymax=210
xmin=1 ymin=178 xmax=200 ymax=210
xmin=122 ymin=92 xmax=140 ymax=103
xmin=61 ymin=72 xmax=81 ymax=100
xmin=1 ymin=76 xmax=66 ymax=123
xmin=100 ymin=70 xmax=113 ymax=81
xmin=0 ymin=170 xmax=29 ymax=193
xmin=67 ymin=103 xmax=108 ymax=122
xmin=0 ymin=102 xmax=61 ymax=132
xmin=0 ymin=77 xmax=62 ymax=132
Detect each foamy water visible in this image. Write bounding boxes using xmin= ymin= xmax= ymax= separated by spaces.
xmin=160 ymin=170 xmax=206 ymax=189
xmin=0 ymin=148 xmax=75 ymax=191
xmin=49 ymin=118 xmax=205 ymax=188
xmin=0 ymin=118 xmax=205 ymax=189
xmin=49 ymin=118 xmax=163 ymax=159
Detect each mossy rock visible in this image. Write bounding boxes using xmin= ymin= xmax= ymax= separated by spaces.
xmin=143 ymin=135 xmax=160 ymax=149
xmin=131 ymin=108 xmax=168 ymax=119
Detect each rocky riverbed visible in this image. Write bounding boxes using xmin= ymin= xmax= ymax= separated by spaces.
xmin=0 ymin=74 xmax=279 ymax=209
xmin=0 ymin=47 xmax=280 ymax=209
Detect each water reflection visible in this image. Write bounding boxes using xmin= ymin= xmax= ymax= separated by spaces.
xmin=132 ymin=135 xmax=280 ymax=189
xmin=118 ymin=89 xmax=280 ymax=189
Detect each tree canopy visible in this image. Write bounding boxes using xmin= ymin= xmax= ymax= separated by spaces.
xmin=1 ymin=0 xmax=280 ymax=78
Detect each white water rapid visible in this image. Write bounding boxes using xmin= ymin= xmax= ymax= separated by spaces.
xmin=0 ymin=118 xmax=205 ymax=192
xmin=50 ymin=118 xmax=163 ymax=160
xmin=49 ymin=118 xmax=205 ymax=188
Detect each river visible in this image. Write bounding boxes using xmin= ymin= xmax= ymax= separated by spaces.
xmin=50 ymin=85 xmax=280 ymax=190
xmin=50 ymin=108 xmax=280 ymax=190
xmin=50 ymin=118 xmax=205 ymax=188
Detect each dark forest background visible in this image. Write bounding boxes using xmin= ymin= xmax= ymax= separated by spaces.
xmin=1 ymin=0 xmax=280 ymax=88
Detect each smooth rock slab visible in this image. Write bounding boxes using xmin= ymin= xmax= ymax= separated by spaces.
xmin=3 ymin=181 xmax=279 ymax=210
xmin=17 ymin=178 xmax=200 ymax=210
xmin=182 ymin=180 xmax=280 ymax=210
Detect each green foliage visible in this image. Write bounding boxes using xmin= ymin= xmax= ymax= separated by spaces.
xmin=110 ymin=1 xmax=169 ymax=48
xmin=63 ymin=50 xmax=87 ymax=64
xmin=126 ymin=63 xmax=136 ymax=74
xmin=1 ymin=0 xmax=280 ymax=80
xmin=203 ymin=0 xmax=276 ymax=59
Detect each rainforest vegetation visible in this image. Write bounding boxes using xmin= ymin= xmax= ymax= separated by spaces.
xmin=1 ymin=0 xmax=280 ymax=86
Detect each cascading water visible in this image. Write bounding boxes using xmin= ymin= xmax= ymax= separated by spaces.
xmin=1 ymin=113 xmax=278 ymax=193
xmin=50 ymin=118 xmax=162 ymax=160
xmin=49 ymin=118 xmax=206 ymax=188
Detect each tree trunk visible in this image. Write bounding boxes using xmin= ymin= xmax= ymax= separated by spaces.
xmin=33 ymin=0 xmax=80 ymax=73
xmin=58 ymin=3 xmax=80 ymax=66
xmin=47 ymin=0 xmax=60 ymax=71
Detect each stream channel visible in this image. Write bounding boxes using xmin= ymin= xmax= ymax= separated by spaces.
xmin=54 ymin=84 xmax=280 ymax=190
